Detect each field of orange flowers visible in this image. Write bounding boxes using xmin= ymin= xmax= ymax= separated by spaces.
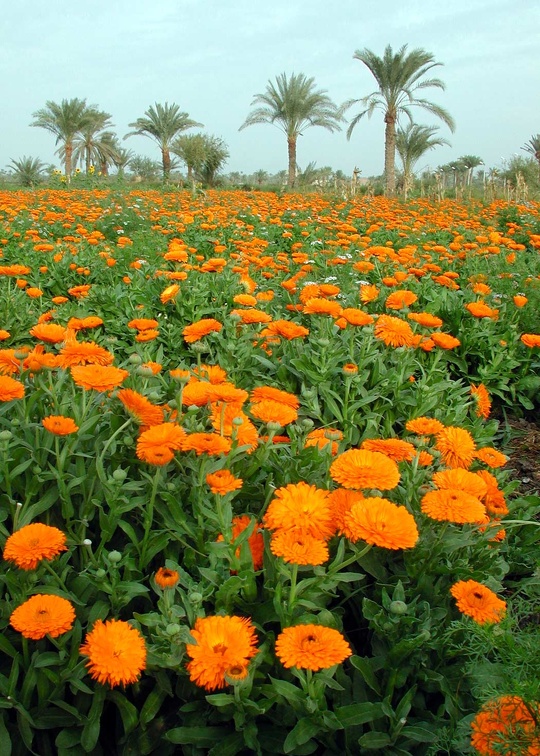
xmin=0 ymin=189 xmax=539 ymax=755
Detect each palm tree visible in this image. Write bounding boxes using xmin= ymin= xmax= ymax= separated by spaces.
xmin=8 ymin=156 xmax=47 ymax=187
xmin=458 ymin=155 xmax=483 ymax=186
xmin=395 ymin=124 xmax=450 ymax=199
xmin=345 ymin=45 xmax=455 ymax=195
xmin=239 ymin=72 xmax=343 ymax=189
xmin=112 ymin=146 xmax=135 ymax=179
xmin=522 ymin=135 xmax=540 ymax=175
xmin=171 ymin=133 xmax=208 ymax=184
xmin=125 ymin=103 xmax=203 ymax=180
xmin=198 ymin=136 xmax=229 ymax=187
xmin=71 ymin=109 xmax=113 ymax=173
xmin=31 ymin=99 xmax=95 ymax=181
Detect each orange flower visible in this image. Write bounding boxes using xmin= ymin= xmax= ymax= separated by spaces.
xmin=209 ymin=403 xmax=259 ymax=453
xmin=305 ymin=428 xmax=343 ymax=456
xmin=42 ymin=415 xmax=79 ymax=435
xmin=68 ymin=284 xmax=91 ymax=299
xmin=361 ymin=438 xmax=416 ymax=462
xmin=231 ymin=308 xmax=272 ymax=324
xmin=10 ymin=594 xmax=76 ymax=640
xmin=117 ymin=389 xmax=164 ymax=427
xmin=470 ymin=383 xmax=492 ymax=419
xmin=0 ymin=330 xmax=10 ymax=341
xmin=136 ymin=423 xmax=186 ymax=465
xmin=154 ymin=567 xmax=180 ymax=589
xmin=135 ymin=329 xmax=159 ymax=342
xmin=405 ymin=417 xmax=445 ymax=435
xmin=450 ymin=580 xmax=506 ymax=624
xmin=127 ymin=318 xmax=159 ymax=331
xmin=435 ymin=426 xmax=476 ymax=469
xmin=431 ymin=332 xmax=461 ymax=350
xmin=29 ymin=323 xmax=67 ymax=343
xmin=275 ymin=624 xmax=351 ymax=671
xmin=359 ymin=284 xmax=379 ymax=303
xmin=407 ymin=312 xmax=443 ymax=328
xmin=67 ymin=316 xmax=103 ymax=330
xmin=263 ymin=482 xmax=334 ymax=540
xmin=22 ymin=345 xmax=59 ymax=372
xmin=330 ymin=449 xmax=400 ymax=491
xmin=261 ymin=320 xmax=309 ymax=340
xmin=250 ymin=386 xmax=299 ymax=409
xmin=270 ymin=530 xmax=329 ymax=566
xmin=80 ymin=619 xmax=147 ymax=687
xmin=58 ymin=341 xmax=114 ymax=368
xmin=471 ymin=696 xmax=540 ymax=755
xmin=328 ymin=488 xmax=365 ymax=533
xmin=193 ymin=364 xmax=228 ymax=384
xmin=218 ymin=515 xmax=264 ymax=570
xmin=182 ymin=380 xmax=213 ymax=407
xmin=0 ymin=375 xmax=25 ymax=401
xmin=374 ymin=315 xmax=415 ymax=348
xmin=465 ymin=301 xmax=499 ymax=319
xmin=385 ymin=289 xmax=418 ymax=310
xmin=474 ymin=447 xmax=507 ymax=468
xmin=302 ymin=297 xmax=342 ymax=317
xmin=421 ymin=489 xmax=486 ymax=523
xmin=513 ymin=295 xmax=528 ymax=307
xmin=3 ymin=523 xmax=67 ymax=570
xmin=159 ymin=284 xmax=180 ymax=303
xmin=250 ymin=399 xmax=298 ymax=426
xmin=340 ymin=308 xmax=374 ymax=326
xmin=183 ymin=318 xmax=223 ymax=343
xmin=520 ymin=334 xmax=540 ymax=348
xmin=186 ymin=615 xmax=258 ymax=691
xmin=182 ymin=432 xmax=232 ymax=456
xmin=71 ymin=365 xmax=129 ymax=392
xmin=206 ymin=470 xmax=243 ymax=495
xmin=476 ymin=470 xmax=509 ymax=516
xmin=432 ymin=468 xmax=488 ymax=500
xmin=343 ymin=497 xmax=419 ymax=549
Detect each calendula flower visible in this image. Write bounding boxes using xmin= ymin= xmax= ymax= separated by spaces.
xmin=263 ymin=482 xmax=334 ymax=540
xmin=470 ymin=384 xmax=492 ymax=419
xmin=374 ymin=315 xmax=415 ymax=348
xmin=250 ymin=386 xmax=299 ymax=408
xmin=127 ymin=318 xmax=159 ymax=331
xmin=339 ymin=308 xmax=374 ymax=326
xmin=361 ymin=438 xmax=416 ymax=462
xmin=182 ymin=433 xmax=232 ymax=456
xmin=185 ymin=615 xmax=258 ymax=691
xmin=117 ymin=389 xmax=164 ymax=427
xmin=466 ymin=301 xmax=499 ymax=319
xmin=476 ymin=470 xmax=509 ymax=516
xmin=206 ymin=470 xmax=243 ymax=495
xmin=385 ymin=290 xmax=418 ymax=310
xmin=154 ymin=567 xmax=180 ymax=589
xmin=328 ymin=488 xmax=365 ymax=534
xmin=330 ymin=449 xmax=400 ymax=491
xmin=10 ymin=594 xmax=76 ymax=640
xmin=275 ymin=624 xmax=351 ymax=671
xmin=160 ymin=284 xmax=180 ymax=304
xmin=435 ymin=426 xmax=476 ymax=469
xmin=407 ymin=312 xmax=443 ymax=328
xmin=450 ymin=580 xmax=506 ymax=624
xmin=67 ymin=316 xmax=103 ymax=331
xmin=270 ymin=530 xmax=329 ymax=566
xmin=182 ymin=318 xmax=222 ymax=343
xmin=217 ymin=515 xmax=264 ymax=570
xmin=250 ymin=399 xmax=298 ymax=426
xmin=71 ymin=365 xmax=129 ymax=392
xmin=80 ymin=619 xmax=147 ymax=687
xmin=135 ymin=329 xmax=159 ymax=342
xmin=302 ymin=297 xmax=342 ymax=317
xmin=0 ymin=330 xmax=11 ymax=340
xmin=343 ymin=497 xmax=419 ymax=549
xmin=471 ymin=696 xmax=540 ymax=755
xmin=0 ymin=375 xmax=25 ymax=401
xmin=58 ymin=341 xmax=114 ymax=368
xmin=359 ymin=284 xmax=379 ymax=303
xmin=520 ymin=333 xmax=540 ymax=348
xmin=405 ymin=417 xmax=445 ymax=435
xmin=29 ymin=323 xmax=67 ymax=343
xmin=42 ymin=415 xmax=79 ymax=436
xmin=3 ymin=523 xmax=67 ymax=570
xmin=136 ymin=423 xmax=186 ymax=465
xmin=432 ymin=469 xmax=488 ymax=500
xmin=475 ymin=447 xmax=507 ymax=468
xmin=421 ymin=488 xmax=486 ymax=523
xmin=261 ymin=320 xmax=309 ymax=340
xmin=305 ymin=428 xmax=343 ymax=456
xmin=431 ymin=332 xmax=461 ymax=350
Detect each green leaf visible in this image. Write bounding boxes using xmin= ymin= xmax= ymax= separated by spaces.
xmin=165 ymin=726 xmax=230 ymax=746
xmin=283 ymin=718 xmax=321 ymax=753
xmin=335 ymin=702 xmax=384 ymax=727
xmin=0 ymin=714 xmax=11 ymax=756
xmin=81 ymin=686 xmax=106 ymax=753
xmin=358 ymin=731 xmax=392 ymax=748
xmin=350 ymin=656 xmax=381 ymax=695
xmin=400 ymin=725 xmax=438 ymax=743
xmin=109 ymin=690 xmax=139 ymax=736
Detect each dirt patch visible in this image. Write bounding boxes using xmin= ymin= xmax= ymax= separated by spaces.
xmin=503 ymin=416 xmax=540 ymax=497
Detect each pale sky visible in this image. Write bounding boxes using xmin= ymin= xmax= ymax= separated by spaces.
xmin=1 ymin=0 xmax=539 ymax=178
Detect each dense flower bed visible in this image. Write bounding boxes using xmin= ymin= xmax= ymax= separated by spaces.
xmin=0 ymin=190 xmax=538 ymax=755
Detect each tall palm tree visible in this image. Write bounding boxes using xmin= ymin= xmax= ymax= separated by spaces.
xmin=395 ymin=124 xmax=450 ymax=199
xmin=125 ymin=103 xmax=203 ymax=180
xmin=31 ymin=98 xmax=95 ymax=181
xmin=239 ymin=72 xmax=343 ymax=189
xmin=522 ymin=134 xmax=540 ymax=175
xmin=345 ymin=45 xmax=455 ymax=195
xmin=70 ymin=109 xmax=113 ymax=173
xmin=458 ymin=155 xmax=483 ymax=186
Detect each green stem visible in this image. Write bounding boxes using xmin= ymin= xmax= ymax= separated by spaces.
xmin=140 ymin=467 xmax=162 ymax=566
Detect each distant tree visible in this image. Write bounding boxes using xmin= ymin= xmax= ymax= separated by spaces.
xmin=396 ymin=124 xmax=450 ymax=199
xmin=458 ymin=155 xmax=483 ymax=185
xmin=171 ymin=133 xmax=207 ymax=184
xmin=253 ymin=169 xmax=269 ymax=186
xmin=344 ymin=44 xmax=455 ymax=195
xmin=113 ymin=146 xmax=135 ymax=179
xmin=522 ymin=134 xmax=540 ymax=175
xmin=198 ymin=136 xmax=229 ymax=187
xmin=72 ymin=109 xmax=113 ymax=173
xmin=128 ymin=155 xmax=161 ymax=182
xmin=239 ymin=72 xmax=343 ymax=189
xmin=31 ymin=98 xmax=95 ymax=181
xmin=8 ymin=156 xmax=47 ymax=187
xmin=125 ymin=103 xmax=203 ymax=180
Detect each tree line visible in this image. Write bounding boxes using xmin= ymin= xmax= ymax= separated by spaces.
xmin=9 ymin=44 xmax=540 ymax=195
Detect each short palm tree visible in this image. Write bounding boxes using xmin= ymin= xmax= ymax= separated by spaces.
xmin=396 ymin=124 xmax=450 ymax=199
xmin=112 ymin=146 xmax=135 ymax=179
xmin=239 ymin=72 xmax=343 ymax=189
xmin=31 ymin=98 xmax=95 ymax=181
xmin=9 ymin=156 xmax=47 ymax=187
xmin=172 ymin=133 xmax=229 ymax=187
xmin=125 ymin=103 xmax=203 ymax=180
xmin=71 ymin=109 xmax=114 ymax=173
xmin=345 ymin=45 xmax=455 ymax=195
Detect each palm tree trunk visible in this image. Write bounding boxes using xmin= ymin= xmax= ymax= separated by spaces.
xmin=287 ymin=137 xmax=297 ymax=189
xmin=162 ymin=148 xmax=171 ymax=181
xmin=65 ymin=142 xmax=73 ymax=184
xmin=384 ymin=112 xmax=397 ymax=196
